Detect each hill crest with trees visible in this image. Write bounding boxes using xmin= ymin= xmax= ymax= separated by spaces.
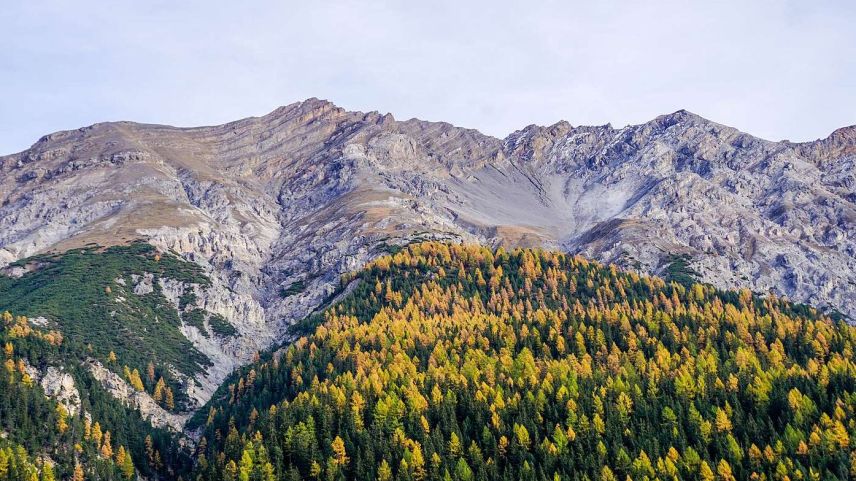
xmin=187 ymin=242 xmax=856 ymax=481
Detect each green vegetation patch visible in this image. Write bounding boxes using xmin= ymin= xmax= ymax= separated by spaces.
xmin=181 ymin=309 xmax=208 ymax=337
xmin=208 ymin=314 xmax=238 ymax=338
xmin=663 ymin=252 xmax=700 ymax=286
xmin=0 ymin=241 xmax=212 ymax=381
xmin=279 ymin=280 xmax=306 ymax=298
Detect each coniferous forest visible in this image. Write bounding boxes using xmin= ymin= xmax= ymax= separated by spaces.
xmin=1 ymin=242 xmax=855 ymax=480
xmin=0 ymin=244 xmax=207 ymax=481
xmin=0 ymin=310 xmax=190 ymax=481
xmin=186 ymin=243 xmax=856 ymax=481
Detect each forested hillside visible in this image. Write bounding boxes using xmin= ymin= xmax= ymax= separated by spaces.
xmin=0 ymin=311 xmax=189 ymax=481
xmin=0 ymin=242 xmax=214 ymax=481
xmin=191 ymin=242 xmax=856 ymax=481
xmin=0 ymin=242 xmax=237 ymax=411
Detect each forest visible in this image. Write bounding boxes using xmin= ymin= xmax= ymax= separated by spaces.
xmin=1 ymin=241 xmax=854 ymax=480
xmin=188 ymin=242 xmax=856 ymax=481
xmin=0 ymin=309 xmax=190 ymax=481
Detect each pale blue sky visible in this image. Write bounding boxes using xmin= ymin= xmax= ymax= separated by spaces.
xmin=2 ymin=0 xmax=855 ymax=155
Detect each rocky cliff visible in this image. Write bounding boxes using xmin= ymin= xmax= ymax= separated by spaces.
xmin=1 ymin=98 xmax=853 ymax=410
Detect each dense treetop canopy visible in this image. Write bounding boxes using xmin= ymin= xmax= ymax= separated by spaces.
xmin=192 ymin=242 xmax=856 ymax=481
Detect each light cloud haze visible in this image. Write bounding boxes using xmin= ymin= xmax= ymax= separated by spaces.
xmin=1 ymin=0 xmax=854 ymax=155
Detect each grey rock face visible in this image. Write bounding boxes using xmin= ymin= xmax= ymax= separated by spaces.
xmin=86 ymin=359 xmax=189 ymax=431
xmin=1 ymin=99 xmax=853 ymax=411
xmin=23 ymin=361 xmax=82 ymax=417
xmin=39 ymin=367 xmax=82 ymax=416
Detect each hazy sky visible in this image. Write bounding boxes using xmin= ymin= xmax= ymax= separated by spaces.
xmin=2 ymin=1 xmax=855 ymax=155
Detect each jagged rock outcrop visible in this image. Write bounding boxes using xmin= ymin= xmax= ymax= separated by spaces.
xmin=39 ymin=367 xmax=82 ymax=417
xmin=1 ymin=99 xmax=853 ymax=413
xmin=86 ymin=359 xmax=188 ymax=431
xmin=22 ymin=361 xmax=82 ymax=417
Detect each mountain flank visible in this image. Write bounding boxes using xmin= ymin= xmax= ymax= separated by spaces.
xmin=1 ymin=99 xmax=854 ymax=411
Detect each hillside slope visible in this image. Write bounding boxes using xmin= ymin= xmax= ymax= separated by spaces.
xmin=0 ymin=309 xmax=190 ymax=481
xmin=191 ymin=242 xmax=856 ymax=481
xmin=0 ymin=99 xmax=853 ymax=408
xmin=0 ymin=243 xmax=237 ymax=410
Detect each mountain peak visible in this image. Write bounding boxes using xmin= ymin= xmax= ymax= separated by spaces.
xmin=262 ymin=97 xmax=344 ymax=122
xmin=826 ymin=124 xmax=856 ymax=143
xmin=652 ymin=109 xmax=709 ymax=128
xmin=793 ymin=124 xmax=856 ymax=160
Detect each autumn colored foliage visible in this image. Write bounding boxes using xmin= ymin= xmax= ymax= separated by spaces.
xmin=0 ymin=310 xmax=188 ymax=481
xmin=193 ymin=243 xmax=856 ymax=481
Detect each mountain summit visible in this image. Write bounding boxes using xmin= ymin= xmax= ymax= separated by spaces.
xmin=1 ymin=99 xmax=854 ymax=403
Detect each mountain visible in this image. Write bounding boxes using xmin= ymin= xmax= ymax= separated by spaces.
xmin=189 ymin=242 xmax=855 ymax=481
xmin=0 ymin=98 xmax=854 ymax=413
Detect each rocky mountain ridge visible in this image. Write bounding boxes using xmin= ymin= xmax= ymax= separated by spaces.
xmin=1 ymin=98 xmax=853 ymax=412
